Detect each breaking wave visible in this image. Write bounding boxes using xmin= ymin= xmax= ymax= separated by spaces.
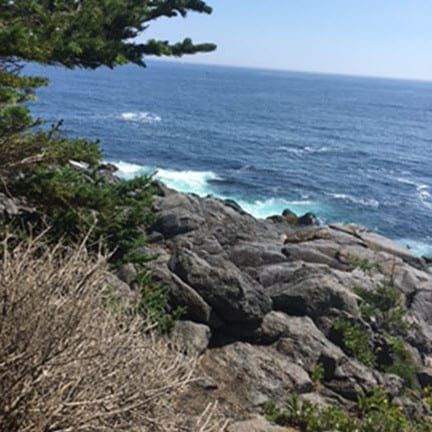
xmin=417 ymin=185 xmax=432 ymax=210
xmin=278 ymin=145 xmax=329 ymax=155
xmin=111 ymin=161 xmax=324 ymax=219
xmin=118 ymin=112 xmax=161 ymax=124
xmin=327 ymin=193 xmax=380 ymax=209
xmin=112 ymin=161 xmax=219 ymax=196
xmin=398 ymin=238 xmax=432 ymax=258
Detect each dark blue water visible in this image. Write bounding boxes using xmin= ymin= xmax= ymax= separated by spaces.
xmin=26 ymin=61 xmax=432 ymax=256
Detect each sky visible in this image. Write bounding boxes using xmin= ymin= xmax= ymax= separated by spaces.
xmin=142 ymin=0 xmax=432 ymax=81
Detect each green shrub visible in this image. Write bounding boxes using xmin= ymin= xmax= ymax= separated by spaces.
xmin=10 ymin=165 xmax=154 ymax=264
xmin=265 ymin=389 xmax=432 ymax=432
xmin=383 ymin=335 xmax=419 ymax=389
xmin=103 ymin=270 xmax=186 ymax=333
xmin=348 ymin=257 xmax=383 ymax=273
xmin=311 ymin=362 xmax=324 ymax=385
xmin=355 ymin=284 xmax=413 ymax=336
xmin=333 ymin=319 xmax=376 ymax=367
xmin=133 ymin=270 xmax=186 ymax=334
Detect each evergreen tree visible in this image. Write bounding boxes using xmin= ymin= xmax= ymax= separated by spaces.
xmin=0 ymin=0 xmax=215 ymax=174
xmin=0 ymin=1 xmax=215 ymax=259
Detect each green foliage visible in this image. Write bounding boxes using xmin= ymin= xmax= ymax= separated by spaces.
xmin=0 ymin=0 xmax=216 ymax=200
xmin=335 ymin=284 xmax=418 ymax=386
xmin=11 ymin=165 xmax=154 ymax=264
xmin=383 ymin=335 xmax=419 ymax=389
xmin=354 ymin=284 xmax=413 ymax=336
xmin=0 ymin=1 xmax=216 ymax=68
xmin=103 ymin=270 xmax=184 ymax=333
xmin=133 ymin=270 xmax=186 ymax=333
xmin=311 ymin=362 xmax=324 ymax=385
xmin=348 ymin=257 xmax=383 ymax=273
xmin=333 ymin=319 xmax=376 ymax=367
xmin=265 ymin=389 xmax=432 ymax=432
xmin=422 ymin=387 xmax=432 ymax=409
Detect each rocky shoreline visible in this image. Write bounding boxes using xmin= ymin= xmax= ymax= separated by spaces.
xmin=106 ymin=177 xmax=432 ymax=429
xmin=3 ymin=162 xmax=432 ymax=430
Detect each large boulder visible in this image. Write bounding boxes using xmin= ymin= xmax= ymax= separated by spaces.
xmin=274 ymin=315 xmax=345 ymax=372
xmin=169 ymin=249 xmax=272 ymax=325
xmin=200 ymin=342 xmax=313 ymax=412
xmin=268 ymin=265 xmax=360 ymax=320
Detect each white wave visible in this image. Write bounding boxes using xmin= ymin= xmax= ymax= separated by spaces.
xmin=111 ymin=160 xmax=325 ymax=219
xmin=114 ymin=160 xmax=145 ymax=176
xmin=235 ymin=197 xmax=323 ymax=219
xmin=397 ymin=239 xmax=432 ymax=258
xmin=118 ymin=112 xmax=161 ymax=124
xmin=396 ymin=177 xmax=418 ymax=186
xmin=417 ymin=184 xmax=432 ymax=210
xmin=111 ymin=161 xmax=219 ymax=196
xmin=278 ymin=145 xmax=329 ymax=155
xmin=156 ymin=168 xmax=220 ymax=196
xmin=394 ymin=178 xmax=432 ymax=211
xmin=328 ymin=193 xmax=380 ymax=209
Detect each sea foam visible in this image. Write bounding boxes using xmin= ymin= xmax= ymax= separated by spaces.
xmin=111 ymin=161 xmax=324 ymax=219
xmin=235 ymin=197 xmax=323 ymax=219
xmin=328 ymin=193 xmax=380 ymax=209
xmin=118 ymin=112 xmax=161 ymax=124
xmin=278 ymin=145 xmax=329 ymax=155
xmin=417 ymin=185 xmax=432 ymax=210
xmin=398 ymin=238 xmax=432 ymax=258
xmin=112 ymin=161 xmax=219 ymax=196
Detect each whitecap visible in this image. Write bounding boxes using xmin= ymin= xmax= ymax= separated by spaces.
xmin=417 ymin=184 xmax=432 ymax=210
xmin=397 ymin=239 xmax=432 ymax=258
xmin=156 ymin=168 xmax=220 ymax=196
xmin=112 ymin=161 xmax=146 ymax=177
xmin=395 ymin=177 xmax=418 ymax=186
xmin=111 ymin=161 xmax=219 ymax=196
xmin=110 ymin=160 xmax=326 ymax=219
xmin=328 ymin=193 xmax=380 ymax=209
xmin=118 ymin=112 xmax=161 ymax=124
xmin=278 ymin=145 xmax=329 ymax=155
xmin=235 ymin=197 xmax=324 ymax=219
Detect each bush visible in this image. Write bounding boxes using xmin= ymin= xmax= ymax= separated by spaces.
xmin=0 ymin=236 xmax=226 ymax=431
xmin=311 ymin=362 xmax=324 ymax=385
xmin=354 ymin=284 xmax=412 ymax=335
xmin=10 ymin=165 xmax=155 ymax=264
xmin=348 ymin=257 xmax=383 ymax=273
xmin=264 ymin=389 xmax=432 ymax=432
xmin=332 ymin=319 xmax=376 ymax=367
xmin=382 ymin=335 xmax=419 ymax=389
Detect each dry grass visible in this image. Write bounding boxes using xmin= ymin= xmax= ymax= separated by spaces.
xmin=0 ymin=235 xmax=227 ymax=431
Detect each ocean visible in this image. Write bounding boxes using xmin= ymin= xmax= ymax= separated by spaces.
xmin=25 ymin=61 xmax=432 ymax=257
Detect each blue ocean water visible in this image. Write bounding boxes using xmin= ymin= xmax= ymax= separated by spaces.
xmin=25 ymin=61 xmax=432 ymax=256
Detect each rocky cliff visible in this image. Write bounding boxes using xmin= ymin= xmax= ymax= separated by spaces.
xmin=109 ymin=180 xmax=432 ymax=428
xmin=4 ymin=164 xmax=432 ymax=430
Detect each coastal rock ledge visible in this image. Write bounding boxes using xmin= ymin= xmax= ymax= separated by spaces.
xmin=117 ymin=182 xmax=432 ymax=426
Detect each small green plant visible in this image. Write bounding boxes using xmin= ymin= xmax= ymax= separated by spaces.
xmin=311 ymin=362 xmax=324 ymax=385
xmin=354 ymin=284 xmax=413 ymax=336
xmin=133 ymin=270 xmax=186 ymax=334
xmin=348 ymin=257 xmax=383 ymax=274
xmin=333 ymin=319 xmax=376 ymax=367
xmin=383 ymin=335 xmax=419 ymax=389
xmin=265 ymin=389 xmax=432 ymax=432
xmin=422 ymin=387 xmax=432 ymax=409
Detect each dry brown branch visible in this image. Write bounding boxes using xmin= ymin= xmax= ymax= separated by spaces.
xmin=0 ymin=236 xmax=226 ymax=431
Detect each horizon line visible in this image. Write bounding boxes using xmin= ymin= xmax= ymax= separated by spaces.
xmin=148 ymin=57 xmax=432 ymax=84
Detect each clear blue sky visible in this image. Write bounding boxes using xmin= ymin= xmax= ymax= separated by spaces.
xmin=142 ymin=0 xmax=432 ymax=81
